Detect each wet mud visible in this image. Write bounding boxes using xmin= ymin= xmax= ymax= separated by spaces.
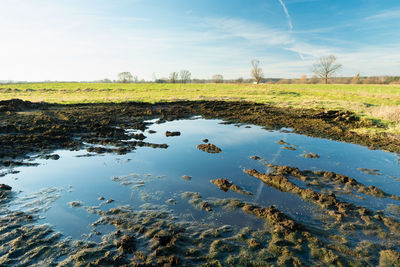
xmin=210 ymin=178 xmax=252 ymax=196
xmin=197 ymin=144 xmax=222 ymax=154
xmin=165 ymin=131 xmax=181 ymax=137
xmin=244 ymin=157 xmax=400 ymax=261
xmin=252 ymin=158 xmax=399 ymax=200
xmin=0 ymin=99 xmax=398 ymax=170
xmin=1 ymin=99 xmax=400 ymax=266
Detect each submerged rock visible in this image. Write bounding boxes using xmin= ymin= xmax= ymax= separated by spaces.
xmin=197 ymin=144 xmax=222 ymax=154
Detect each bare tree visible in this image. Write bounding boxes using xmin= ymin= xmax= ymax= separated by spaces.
xmin=351 ymin=73 xmax=361 ymax=84
xmin=118 ymin=72 xmax=134 ymax=83
xmin=312 ymin=55 xmax=342 ymax=84
xmin=169 ymin=72 xmax=179 ymax=83
xmin=251 ymin=59 xmax=263 ymax=84
xmin=179 ymin=70 xmax=191 ymax=83
xmin=211 ymin=74 xmax=224 ymax=83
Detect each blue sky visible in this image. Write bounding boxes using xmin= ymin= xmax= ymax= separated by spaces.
xmin=0 ymin=0 xmax=399 ymax=81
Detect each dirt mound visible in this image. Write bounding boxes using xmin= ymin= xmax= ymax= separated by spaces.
xmin=0 ymin=99 xmax=48 ymax=112
xmin=197 ymin=144 xmax=222 ymax=154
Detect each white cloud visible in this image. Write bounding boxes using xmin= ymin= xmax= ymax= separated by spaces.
xmin=0 ymin=1 xmax=398 ymax=81
xmin=366 ymin=9 xmax=400 ymax=21
xmin=278 ymin=0 xmax=293 ymax=30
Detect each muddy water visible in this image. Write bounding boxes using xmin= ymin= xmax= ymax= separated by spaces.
xmin=1 ymin=118 xmax=399 ymax=265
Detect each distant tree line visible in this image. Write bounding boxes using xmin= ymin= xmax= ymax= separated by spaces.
xmin=2 ymin=57 xmax=398 ymax=85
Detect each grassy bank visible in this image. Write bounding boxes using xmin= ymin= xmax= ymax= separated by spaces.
xmin=1 ymin=83 xmax=399 ymax=135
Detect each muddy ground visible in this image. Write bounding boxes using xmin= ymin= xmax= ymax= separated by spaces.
xmin=0 ymin=99 xmax=399 ymax=165
xmin=1 ymin=99 xmax=400 ymax=266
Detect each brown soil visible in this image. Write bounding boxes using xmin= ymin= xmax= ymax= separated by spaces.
xmin=197 ymin=144 xmax=222 ymax=154
xmin=1 ymin=99 xmax=399 ymax=266
xmin=254 ymin=158 xmax=399 ymax=200
xmin=210 ymin=178 xmax=252 ymax=195
xmin=301 ymin=152 xmax=320 ymax=158
xmin=165 ymin=131 xmax=181 ymax=137
xmin=244 ymin=164 xmax=400 ymax=245
xmin=0 ymin=99 xmax=398 ymax=170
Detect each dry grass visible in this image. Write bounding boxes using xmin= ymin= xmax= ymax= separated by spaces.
xmin=372 ymin=105 xmax=400 ymax=123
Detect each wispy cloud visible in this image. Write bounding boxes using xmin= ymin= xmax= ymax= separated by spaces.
xmin=0 ymin=0 xmax=398 ymax=80
xmin=366 ymin=9 xmax=400 ymax=21
xmin=278 ymin=0 xmax=293 ymax=30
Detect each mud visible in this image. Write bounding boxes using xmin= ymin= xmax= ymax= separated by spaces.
xmin=177 ymin=192 xmax=397 ymax=266
xmin=301 ymin=152 xmax=320 ymax=158
xmin=0 ymin=184 xmax=12 ymax=203
xmin=245 ymin=160 xmax=400 ymax=250
xmin=210 ymin=178 xmax=253 ymax=196
xmin=197 ymin=144 xmax=222 ymax=154
xmin=277 ymin=140 xmax=289 ymax=145
xmin=0 ymin=99 xmax=398 ymax=170
xmin=1 ymin=99 xmax=400 ymax=265
xmin=283 ymin=146 xmax=296 ymax=151
xmin=181 ymin=175 xmax=192 ymax=181
xmin=254 ymin=158 xmax=399 ymax=200
xmin=165 ymin=131 xmax=181 ymax=137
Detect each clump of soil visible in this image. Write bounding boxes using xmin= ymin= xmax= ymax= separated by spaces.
xmin=165 ymin=131 xmax=181 ymax=137
xmin=69 ymin=201 xmax=82 ymax=207
xmin=181 ymin=192 xmax=212 ymax=212
xmin=197 ymin=144 xmax=222 ymax=154
xmin=277 ymin=140 xmax=289 ymax=145
xmin=182 ymin=175 xmax=192 ymax=181
xmin=283 ymin=146 xmax=296 ymax=151
xmin=379 ymin=250 xmax=400 ymax=267
xmin=131 ymin=133 xmax=146 ymax=140
xmin=301 ymin=152 xmax=320 ymax=158
xmin=0 ymin=184 xmax=12 ymax=202
xmin=40 ymin=154 xmax=60 ymax=160
xmin=210 ymin=178 xmax=252 ymax=195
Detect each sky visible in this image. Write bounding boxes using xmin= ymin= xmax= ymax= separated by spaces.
xmin=0 ymin=0 xmax=399 ymax=81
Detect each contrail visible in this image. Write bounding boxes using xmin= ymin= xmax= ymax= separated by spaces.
xmin=278 ymin=0 xmax=293 ymax=31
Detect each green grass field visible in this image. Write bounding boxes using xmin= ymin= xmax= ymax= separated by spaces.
xmin=1 ymin=83 xmax=399 ymax=135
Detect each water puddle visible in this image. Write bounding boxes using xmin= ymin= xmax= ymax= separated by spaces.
xmin=1 ymin=117 xmax=399 ymax=265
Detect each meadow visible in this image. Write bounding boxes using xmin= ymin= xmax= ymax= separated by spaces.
xmin=1 ymin=82 xmax=399 ymax=134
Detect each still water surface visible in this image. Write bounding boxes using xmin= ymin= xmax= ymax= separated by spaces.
xmin=1 ymin=118 xmax=399 ymax=239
